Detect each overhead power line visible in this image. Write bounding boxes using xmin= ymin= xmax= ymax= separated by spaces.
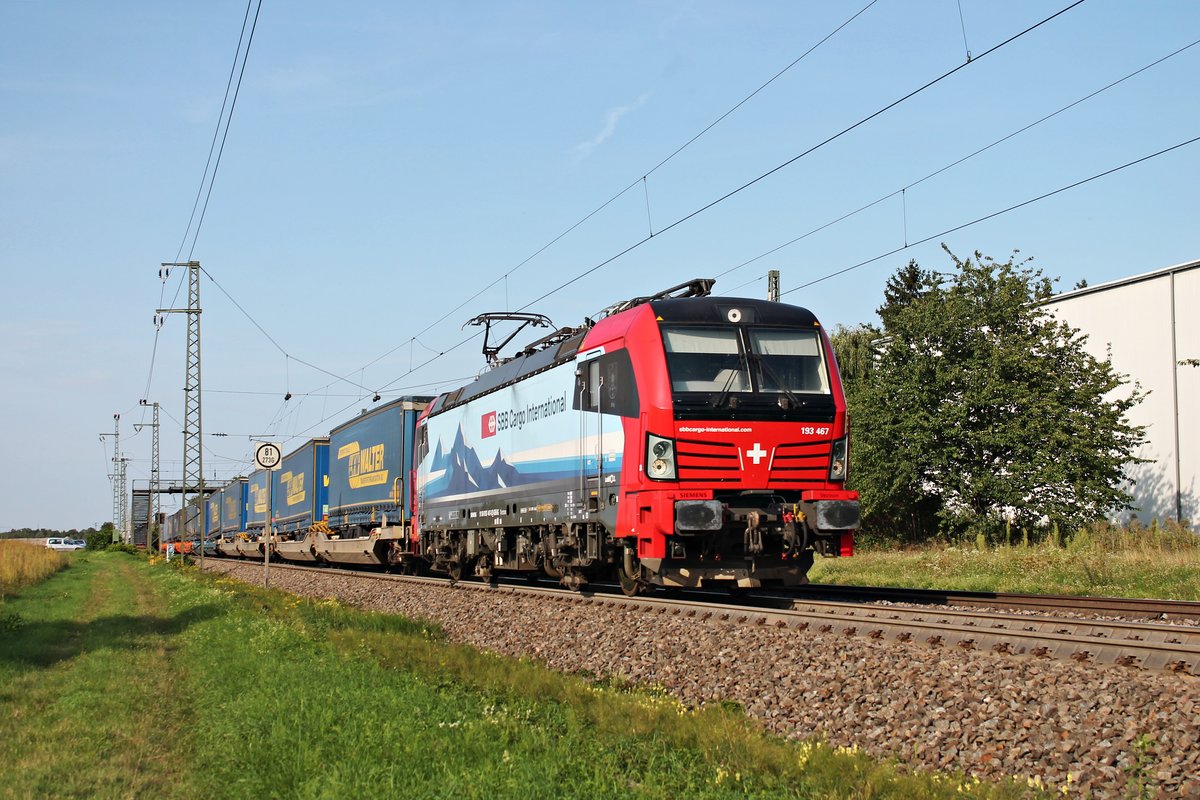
xmin=329 ymin=0 xmax=1088 ymax=423
xmin=346 ymin=0 xmax=881 ymax=381
xmin=291 ymin=120 xmax=1196 ymax=446
xmin=347 ymin=1 xmax=1093 ymax=424
xmin=714 ymin=36 xmax=1200 ymax=283
xmin=186 ymin=0 xmax=264 ymax=261
xmin=513 ymin=0 xmax=1087 ymax=312
xmin=783 ymin=134 xmax=1200 ymax=294
xmin=189 ymin=1 xmax=884 ymax=443
xmin=197 ymin=266 xmax=381 ymax=398
xmin=141 ymin=0 xmax=262 ymax=414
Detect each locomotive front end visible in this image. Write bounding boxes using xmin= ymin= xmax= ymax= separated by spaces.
xmin=618 ymin=291 xmax=860 ymax=592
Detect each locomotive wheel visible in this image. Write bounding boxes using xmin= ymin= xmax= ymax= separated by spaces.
xmin=447 ymin=559 xmax=464 ymax=581
xmin=617 ymin=562 xmax=643 ymax=597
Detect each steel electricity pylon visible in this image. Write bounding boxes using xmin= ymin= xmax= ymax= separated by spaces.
xmin=100 ymin=414 xmax=125 ymax=543
xmin=134 ymin=400 xmax=161 ymax=551
xmin=158 ymin=261 xmax=206 ymax=568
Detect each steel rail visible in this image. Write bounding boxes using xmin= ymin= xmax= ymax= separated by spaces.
xmin=793 ymin=584 xmax=1200 ymax=620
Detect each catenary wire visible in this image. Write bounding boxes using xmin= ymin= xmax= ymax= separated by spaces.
xmin=335 ymin=0 xmax=1088 ymax=421
xmin=783 ymin=134 xmax=1200 ymax=294
xmin=172 ymin=2 xmax=1084 ymax=460
xmin=186 ymin=0 xmax=264 ymax=262
xmin=712 ymin=36 xmax=1200 ymax=283
xmin=171 ymin=0 xmax=886 ymax=438
xmin=140 ymin=0 xmax=256 ymax=416
xmin=343 ymin=0 xmax=881 ymax=377
xmin=513 ymin=0 xmax=1087 ymax=313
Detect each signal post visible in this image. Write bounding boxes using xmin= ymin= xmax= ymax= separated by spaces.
xmin=254 ymin=442 xmax=282 ymax=588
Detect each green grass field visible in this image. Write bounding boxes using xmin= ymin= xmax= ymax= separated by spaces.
xmin=812 ymin=523 xmax=1200 ymax=600
xmin=0 ymin=551 xmax=1035 ymax=799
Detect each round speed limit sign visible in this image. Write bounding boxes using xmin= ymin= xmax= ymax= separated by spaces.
xmin=255 ymin=442 xmax=282 ymax=471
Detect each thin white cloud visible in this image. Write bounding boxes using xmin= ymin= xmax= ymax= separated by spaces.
xmin=573 ymin=92 xmax=651 ymax=157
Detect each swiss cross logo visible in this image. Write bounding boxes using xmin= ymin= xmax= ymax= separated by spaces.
xmin=745 ymin=443 xmax=768 ymax=465
xmin=481 ymin=411 xmax=498 ymax=438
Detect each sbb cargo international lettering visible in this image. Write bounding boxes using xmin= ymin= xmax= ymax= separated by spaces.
xmin=488 ymin=391 xmax=568 ymax=433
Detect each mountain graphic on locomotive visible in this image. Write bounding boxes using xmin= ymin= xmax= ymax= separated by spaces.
xmin=410 ymin=278 xmax=860 ymax=594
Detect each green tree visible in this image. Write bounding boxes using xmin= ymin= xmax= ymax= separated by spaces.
xmin=876 ymin=258 xmax=942 ymax=330
xmin=829 ymin=323 xmax=881 ymax=386
xmin=845 ymin=246 xmax=1145 ymax=540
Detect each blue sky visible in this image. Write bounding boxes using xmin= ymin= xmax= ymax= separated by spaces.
xmin=2 ymin=1 xmax=1197 ymax=530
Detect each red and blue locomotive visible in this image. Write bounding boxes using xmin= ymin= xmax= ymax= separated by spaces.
xmin=412 ymin=279 xmax=859 ymax=593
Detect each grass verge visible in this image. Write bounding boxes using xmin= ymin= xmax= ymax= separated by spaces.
xmin=811 ymin=531 xmax=1200 ymax=600
xmin=2 ymin=553 xmax=1037 ymax=799
xmin=0 ymin=551 xmax=195 ymax=798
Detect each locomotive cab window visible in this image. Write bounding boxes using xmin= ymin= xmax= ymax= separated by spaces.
xmin=661 ymin=327 xmax=751 ymax=393
xmin=416 ymin=424 xmax=429 ymax=463
xmin=573 ymin=349 xmax=639 ymax=417
xmin=662 ymin=324 xmax=832 ymax=399
xmin=747 ymin=328 xmax=830 ymax=394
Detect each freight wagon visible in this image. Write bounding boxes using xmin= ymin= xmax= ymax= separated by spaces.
xmin=315 ymin=397 xmax=430 ymax=566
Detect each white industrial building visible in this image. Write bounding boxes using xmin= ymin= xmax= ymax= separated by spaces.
xmin=1044 ymin=258 xmax=1199 ymax=528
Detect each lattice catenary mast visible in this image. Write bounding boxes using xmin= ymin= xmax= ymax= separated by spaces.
xmin=134 ymin=401 xmax=160 ymax=550
xmin=158 ymin=261 xmax=206 ymax=567
xmin=767 ymin=270 xmax=781 ymax=302
xmin=110 ymin=412 xmax=121 ymax=544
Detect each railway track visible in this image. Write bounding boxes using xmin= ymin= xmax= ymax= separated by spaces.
xmin=793 ymin=583 xmax=1200 ymax=620
xmin=210 ymin=559 xmax=1200 ymax=675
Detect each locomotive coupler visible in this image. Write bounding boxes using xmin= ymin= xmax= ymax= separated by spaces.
xmin=744 ymin=510 xmax=764 ymax=555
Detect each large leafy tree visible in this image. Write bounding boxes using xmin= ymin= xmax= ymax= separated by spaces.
xmin=837 ymin=247 xmax=1145 ymax=539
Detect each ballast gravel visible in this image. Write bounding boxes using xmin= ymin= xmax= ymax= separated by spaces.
xmin=206 ymin=562 xmax=1199 ymax=798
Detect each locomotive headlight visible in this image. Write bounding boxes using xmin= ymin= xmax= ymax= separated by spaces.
xmin=829 ymin=436 xmax=848 ymax=482
xmin=646 ymin=434 xmax=676 ymax=481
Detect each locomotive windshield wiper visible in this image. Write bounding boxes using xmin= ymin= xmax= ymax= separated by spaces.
xmin=712 ymin=365 xmax=744 ymax=409
xmin=752 ymin=354 xmax=804 ymax=409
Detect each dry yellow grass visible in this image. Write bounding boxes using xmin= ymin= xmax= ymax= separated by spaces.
xmin=0 ymin=540 xmax=68 ymax=597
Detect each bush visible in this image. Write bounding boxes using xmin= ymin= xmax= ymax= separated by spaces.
xmin=86 ymin=530 xmax=114 ymax=550
xmin=104 ymin=543 xmax=141 ymax=555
